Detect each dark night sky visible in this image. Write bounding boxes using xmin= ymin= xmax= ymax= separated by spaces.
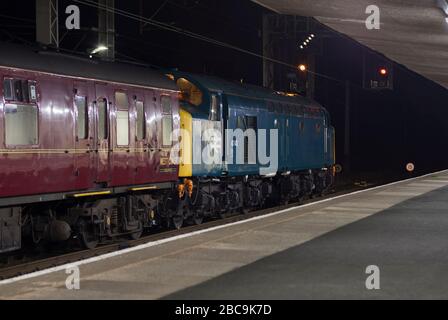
xmin=1 ymin=0 xmax=448 ymax=175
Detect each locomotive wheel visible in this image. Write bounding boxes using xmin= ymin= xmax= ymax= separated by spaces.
xmin=191 ymin=211 xmax=204 ymax=225
xmin=171 ymin=197 xmax=190 ymax=230
xmin=171 ymin=213 xmax=184 ymax=230
xmin=129 ymin=222 xmax=143 ymax=240
xmin=79 ymin=220 xmax=99 ymax=250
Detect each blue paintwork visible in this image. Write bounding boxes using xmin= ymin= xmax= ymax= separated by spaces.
xmin=172 ymin=72 xmax=335 ymax=178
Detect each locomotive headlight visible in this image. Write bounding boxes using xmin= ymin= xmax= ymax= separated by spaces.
xmin=298 ymin=64 xmax=307 ymax=72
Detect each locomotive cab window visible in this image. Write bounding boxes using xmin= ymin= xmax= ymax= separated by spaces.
xmin=75 ymin=96 xmax=88 ymax=140
xmin=161 ymin=96 xmax=173 ymax=147
xmin=177 ymin=78 xmax=203 ymax=106
xmin=115 ymin=92 xmax=129 ymax=146
xmin=210 ymin=94 xmax=221 ymax=121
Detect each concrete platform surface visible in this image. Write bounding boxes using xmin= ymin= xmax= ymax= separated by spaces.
xmin=2 ymin=171 xmax=448 ymax=299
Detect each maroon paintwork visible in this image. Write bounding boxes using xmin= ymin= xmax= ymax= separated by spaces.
xmin=0 ymin=66 xmax=179 ymax=199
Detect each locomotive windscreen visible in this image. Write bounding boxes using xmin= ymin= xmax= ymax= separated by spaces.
xmin=177 ymin=78 xmax=203 ymax=106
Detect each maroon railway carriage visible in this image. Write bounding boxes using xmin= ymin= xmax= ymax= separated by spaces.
xmin=0 ymin=43 xmax=180 ymax=252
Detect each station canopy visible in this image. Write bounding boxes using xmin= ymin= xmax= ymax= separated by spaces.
xmin=252 ymin=0 xmax=448 ymax=89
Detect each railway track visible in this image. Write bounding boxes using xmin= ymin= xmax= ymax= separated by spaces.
xmin=0 ymin=181 xmax=388 ymax=282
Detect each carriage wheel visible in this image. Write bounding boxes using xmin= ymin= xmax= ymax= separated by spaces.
xmin=79 ymin=220 xmax=99 ymax=250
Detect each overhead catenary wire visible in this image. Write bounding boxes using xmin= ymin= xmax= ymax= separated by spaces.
xmin=0 ymin=0 xmax=353 ymax=86
xmin=73 ymin=0 xmax=334 ymax=79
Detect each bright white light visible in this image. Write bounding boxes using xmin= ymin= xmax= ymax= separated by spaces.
xmin=303 ymin=42 xmax=307 ymax=46
xmin=305 ymin=39 xmax=310 ymax=43
xmin=438 ymin=0 xmax=448 ymax=15
xmin=91 ymin=45 xmax=108 ymax=54
xmin=311 ymin=34 xmax=315 ymax=38
xmin=308 ymin=37 xmax=312 ymax=41
xmin=300 ymin=45 xmax=304 ymax=49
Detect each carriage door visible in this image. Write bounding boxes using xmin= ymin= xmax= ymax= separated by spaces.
xmin=73 ymin=82 xmax=93 ymax=189
xmin=94 ymin=84 xmax=111 ymax=185
xmin=111 ymin=91 xmax=136 ymax=186
xmin=133 ymin=90 xmax=151 ymax=184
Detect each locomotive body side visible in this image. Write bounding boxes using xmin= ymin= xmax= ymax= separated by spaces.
xmin=174 ymin=73 xmax=335 ymax=178
xmin=174 ymin=72 xmax=336 ymax=221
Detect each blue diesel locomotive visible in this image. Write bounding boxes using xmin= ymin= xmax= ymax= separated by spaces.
xmin=167 ymin=72 xmax=336 ymax=228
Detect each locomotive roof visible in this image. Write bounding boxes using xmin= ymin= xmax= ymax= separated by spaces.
xmin=0 ymin=43 xmax=178 ymax=92
xmin=173 ymin=71 xmax=323 ymax=109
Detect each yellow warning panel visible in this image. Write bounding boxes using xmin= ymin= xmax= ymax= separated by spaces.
xmin=179 ymin=108 xmax=193 ymax=177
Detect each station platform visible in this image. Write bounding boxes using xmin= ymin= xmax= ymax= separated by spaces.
xmin=2 ymin=170 xmax=448 ymax=299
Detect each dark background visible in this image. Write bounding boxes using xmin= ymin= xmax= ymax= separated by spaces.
xmin=1 ymin=0 xmax=448 ymax=176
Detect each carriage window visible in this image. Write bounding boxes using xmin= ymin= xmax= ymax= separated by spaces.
xmin=162 ymin=116 xmax=173 ymax=147
xmin=136 ymin=101 xmax=145 ymax=141
xmin=98 ymin=99 xmax=108 ymax=139
xmin=4 ymin=104 xmax=38 ymax=146
xmin=116 ymin=111 xmax=129 ymax=146
xmin=115 ymin=92 xmax=129 ymax=110
xmin=28 ymin=81 xmax=37 ymax=102
xmin=13 ymin=80 xmax=24 ymax=102
xmin=161 ymin=96 xmax=173 ymax=146
xmin=114 ymin=92 xmax=129 ymax=146
xmin=210 ymin=94 xmax=221 ymax=121
xmin=3 ymin=79 xmax=13 ymax=100
xmin=161 ymin=96 xmax=172 ymax=114
xmin=4 ymin=79 xmax=37 ymax=102
xmin=75 ymin=96 xmax=88 ymax=139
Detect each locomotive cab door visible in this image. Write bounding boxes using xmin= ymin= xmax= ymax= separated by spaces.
xmin=94 ymin=84 xmax=111 ymax=186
